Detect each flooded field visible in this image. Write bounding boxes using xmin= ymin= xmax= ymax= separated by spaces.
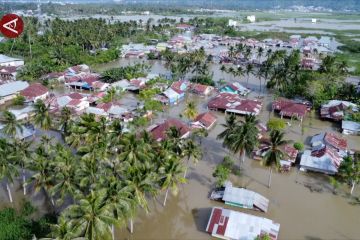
xmin=1 ymin=59 xmax=359 ymax=240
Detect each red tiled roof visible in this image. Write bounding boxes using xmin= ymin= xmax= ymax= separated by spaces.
xmin=20 ymin=83 xmax=48 ymax=100
xmin=208 ymin=93 xmax=262 ymax=115
xmin=171 ymin=80 xmax=188 ymax=92
xmin=150 ymin=118 xmax=190 ymax=141
xmin=68 ymin=92 xmax=84 ymax=100
xmin=194 ymin=112 xmax=217 ymax=128
xmin=67 ymin=99 xmax=82 ymax=107
xmin=206 ymin=208 xmax=229 ymax=236
xmin=284 ymin=145 xmax=299 ymax=160
xmin=311 ymin=146 xmax=342 ymax=168
xmin=324 ymin=132 xmax=347 ymax=151
xmin=191 ymin=83 xmax=212 ymax=95
xmin=272 ymin=98 xmax=308 ymax=118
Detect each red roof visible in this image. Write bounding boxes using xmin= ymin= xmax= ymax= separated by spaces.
xmin=20 ymin=83 xmax=48 ymax=100
xmin=176 ymin=24 xmax=192 ymax=28
xmin=272 ymin=98 xmax=308 ymax=118
xmin=324 ymin=132 xmax=347 ymax=151
xmin=191 ymin=83 xmax=212 ymax=95
xmin=150 ymin=118 xmax=190 ymax=141
xmin=208 ymin=93 xmax=262 ymax=115
xmin=68 ymin=92 xmax=84 ymax=100
xmin=171 ymin=80 xmax=189 ymax=92
xmin=206 ymin=208 xmax=229 ymax=236
xmin=194 ymin=112 xmax=217 ymax=128
xmin=311 ymin=146 xmax=342 ymax=168
xmin=284 ymin=145 xmax=299 ymax=161
xmin=67 ymin=99 xmax=82 ymax=107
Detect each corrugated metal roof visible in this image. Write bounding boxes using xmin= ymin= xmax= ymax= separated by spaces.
xmin=0 ymin=81 xmax=29 ymax=97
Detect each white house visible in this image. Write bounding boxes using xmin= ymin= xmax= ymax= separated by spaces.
xmin=342 ymin=121 xmax=360 ymax=135
xmin=20 ymin=83 xmax=49 ymax=102
xmin=0 ymin=81 xmax=29 ymax=104
xmin=0 ymin=54 xmax=24 ymax=67
xmin=228 ymin=19 xmax=239 ymax=27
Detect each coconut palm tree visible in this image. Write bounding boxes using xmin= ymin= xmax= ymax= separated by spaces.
xmin=63 ymin=190 xmax=116 ymax=240
xmin=228 ymin=115 xmax=258 ymax=168
xmin=51 ymin=148 xmax=79 ymax=205
xmin=182 ymin=139 xmax=202 ymax=178
xmin=34 ymin=99 xmax=52 ymax=131
xmin=338 ymin=154 xmax=360 ymax=195
xmin=0 ymin=139 xmax=18 ymax=203
xmin=117 ymin=133 xmax=151 ymax=167
xmin=257 ymin=47 xmax=264 ymax=61
xmin=263 ymin=130 xmax=288 ymax=188
xmin=41 ymin=217 xmax=86 ymax=240
xmin=14 ymin=139 xmax=32 ymax=195
xmin=159 ymin=156 xmax=186 ymax=206
xmin=245 ymin=64 xmax=254 ymax=88
xmin=59 ymin=107 xmax=72 ymax=136
xmin=217 ymin=114 xmax=237 ymax=148
xmin=184 ymin=101 xmax=198 ymax=121
xmin=1 ymin=110 xmax=23 ymax=138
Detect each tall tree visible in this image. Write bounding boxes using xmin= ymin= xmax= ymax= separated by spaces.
xmin=338 ymin=153 xmax=360 ymax=195
xmin=182 ymin=139 xmax=202 ymax=178
xmin=184 ymin=101 xmax=198 ymax=121
xmin=1 ymin=110 xmax=23 ymax=138
xmin=263 ymin=130 xmax=288 ymax=188
xmin=34 ymin=99 xmax=52 ymax=131
xmin=0 ymin=139 xmax=18 ymax=203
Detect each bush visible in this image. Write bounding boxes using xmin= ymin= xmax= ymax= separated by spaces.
xmin=293 ymin=142 xmax=304 ymax=151
xmin=213 ymin=164 xmax=230 ymax=187
xmin=12 ymin=95 xmax=25 ymax=106
xmin=267 ymin=118 xmax=286 ymax=131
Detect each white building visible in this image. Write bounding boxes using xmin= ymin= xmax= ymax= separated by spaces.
xmin=228 ymin=19 xmax=239 ymax=27
xmin=0 ymin=81 xmax=29 ymax=104
xmin=0 ymin=54 xmax=24 ymax=67
xmin=246 ymin=15 xmax=256 ymax=23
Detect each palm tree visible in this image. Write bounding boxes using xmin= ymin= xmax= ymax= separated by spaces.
xmin=245 ymin=64 xmax=254 ymax=88
xmin=34 ymin=99 xmax=52 ymax=131
xmin=117 ymin=133 xmax=151 ymax=167
xmin=159 ymin=156 xmax=186 ymax=206
xmin=184 ymin=101 xmax=198 ymax=121
xmin=182 ymin=139 xmax=202 ymax=178
xmin=51 ymin=148 xmax=79 ymax=205
xmin=217 ymin=114 xmax=237 ymax=148
xmin=263 ymin=130 xmax=288 ymax=188
xmin=257 ymin=47 xmax=264 ymax=61
xmin=1 ymin=110 xmax=23 ymax=138
xmin=228 ymin=115 xmax=258 ymax=168
xmin=63 ymin=190 xmax=116 ymax=240
xmin=102 ymin=176 xmax=135 ymax=239
xmin=14 ymin=139 xmax=32 ymax=195
xmin=59 ymin=107 xmax=72 ymax=136
xmin=0 ymin=139 xmax=18 ymax=203
xmin=42 ymin=217 xmax=86 ymax=240
xmin=338 ymin=154 xmax=360 ymax=195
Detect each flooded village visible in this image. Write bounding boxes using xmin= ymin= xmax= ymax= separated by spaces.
xmin=0 ymin=5 xmax=360 ymax=240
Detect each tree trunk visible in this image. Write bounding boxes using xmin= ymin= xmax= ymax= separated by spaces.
xmin=112 ymin=224 xmax=115 ymax=240
xmin=350 ymin=181 xmax=355 ymax=195
xmin=163 ymin=188 xmax=169 ymax=207
xmin=183 ymin=158 xmax=190 ymax=179
xmin=28 ymin=33 xmax=33 ymax=59
xmin=22 ymin=170 xmax=27 ymax=195
xmin=129 ymin=219 xmax=134 ymax=233
xmin=6 ymin=183 xmax=13 ymax=203
xmin=268 ymin=167 xmax=272 ymax=188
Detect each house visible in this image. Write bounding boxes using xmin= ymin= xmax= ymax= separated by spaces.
xmin=171 ymin=80 xmax=190 ymax=92
xmin=175 ymin=24 xmax=194 ymax=31
xmin=96 ymin=102 xmax=130 ymax=120
xmin=47 ymin=93 xmax=89 ymax=112
xmin=41 ymin=72 xmax=65 ymax=82
xmin=65 ymin=64 xmax=90 ymax=76
xmin=220 ymin=82 xmax=250 ymax=96
xmin=246 ymin=15 xmax=256 ymax=23
xmin=0 ymin=66 xmax=18 ymax=81
xmin=302 ymin=57 xmax=316 ymax=69
xmin=253 ymin=143 xmax=298 ymax=164
xmin=320 ymin=100 xmax=358 ymax=121
xmin=191 ymin=83 xmax=213 ymax=96
xmin=20 ymin=83 xmax=49 ymax=102
xmin=191 ymin=112 xmax=217 ymax=130
xmin=228 ymin=19 xmax=239 ymax=27
xmin=272 ymin=98 xmax=309 ymax=121
xmin=0 ymin=54 xmax=24 ymax=67
xmin=342 ymin=121 xmax=360 ymax=135
xmin=208 ymin=93 xmax=262 ymax=116
xmin=148 ymin=118 xmax=190 ymax=142
xmin=0 ymin=124 xmax=35 ymax=140
xmin=300 ymin=147 xmax=343 ymax=175
xmin=310 ymin=132 xmax=348 ymax=155
xmin=160 ymin=88 xmax=183 ymax=105
xmin=8 ymin=106 xmax=35 ymax=120
xmin=0 ymin=81 xmax=29 ymax=104
xmin=206 ymin=207 xmax=280 ymax=240
xmin=213 ymin=183 xmax=269 ymax=212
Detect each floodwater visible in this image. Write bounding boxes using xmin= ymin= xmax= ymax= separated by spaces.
xmin=1 ymin=59 xmax=359 ymax=240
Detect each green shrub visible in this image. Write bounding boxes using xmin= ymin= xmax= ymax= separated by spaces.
xmin=293 ymin=142 xmax=304 ymax=151
xmin=12 ymin=95 xmax=26 ymax=106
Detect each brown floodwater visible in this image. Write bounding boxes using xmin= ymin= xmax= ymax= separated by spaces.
xmin=1 ymin=59 xmax=359 ymax=240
